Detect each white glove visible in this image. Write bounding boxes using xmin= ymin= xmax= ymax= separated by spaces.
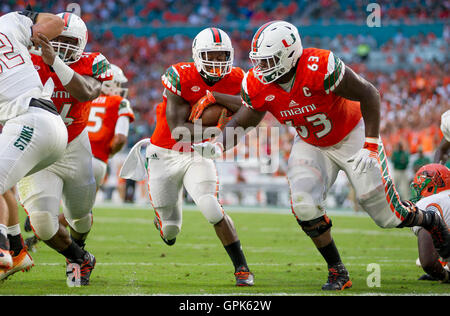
xmin=347 ymin=137 xmax=379 ymax=174
xmin=192 ymin=141 xmax=224 ymax=159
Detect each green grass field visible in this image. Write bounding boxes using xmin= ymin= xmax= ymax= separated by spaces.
xmin=0 ymin=204 xmax=449 ymax=296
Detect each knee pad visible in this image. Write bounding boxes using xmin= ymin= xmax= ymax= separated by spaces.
xmin=29 ymin=211 xmax=59 ymax=240
xmin=297 ymin=215 xmax=332 ymax=238
xmin=65 ymin=212 xmax=93 ymax=234
xmin=196 ymin=194 xmax=224 ymax=225
xmin=291 ymin=191 xmax=324 ymax=222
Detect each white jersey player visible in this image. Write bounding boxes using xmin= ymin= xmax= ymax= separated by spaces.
xmin=0 ymin=10 xmax=67 ymax=270
xmin=410 ymin=163 xmax=450 ymax=282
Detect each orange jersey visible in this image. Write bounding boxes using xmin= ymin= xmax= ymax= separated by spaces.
xmin=32 ymin=52 xmax=113 ymax=143
xmin=242 ymin=48 xmax=362 ymax=147
xmin=87 ymin=95 xmax=135 ymax=163
xmin=151 ymin=62 xmax=244 ymax=151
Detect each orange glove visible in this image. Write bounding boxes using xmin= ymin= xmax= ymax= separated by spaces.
xmin=189 ymin=90 xmax=216 ymax=121
xmin=216 ymin=108 xmax=232 ymax=130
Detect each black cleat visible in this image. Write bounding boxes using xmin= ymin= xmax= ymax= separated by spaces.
xmin=234 ymin=265 xmax=254 ymax=286
xmin=66 ymin=251 xmax=96 ymax=287
xmin=418 ymin=274 xmax=440 ymax=281
xmin=153 ymin=217 xmax=176 ymax=246
xmin=24 ymin=236 xmax=39 ymax=253
xmin=322 ymin=263 xmax=352 ymax=291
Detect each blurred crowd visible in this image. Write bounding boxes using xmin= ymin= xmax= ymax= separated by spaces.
xmin=1 ymin=1 xmax=448 ymax=206
xmin=3 ymin=0 xmax=449 ymax=26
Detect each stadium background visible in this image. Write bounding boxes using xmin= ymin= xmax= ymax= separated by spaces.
xmin=3 ymin=0 xmax=449 ymax=211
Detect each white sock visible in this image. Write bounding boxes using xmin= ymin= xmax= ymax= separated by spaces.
xmin=7 ymin=224 xmax=21 ymax=236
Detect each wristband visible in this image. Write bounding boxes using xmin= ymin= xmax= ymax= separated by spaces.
xmin=363 ymin=137 xmax=379 ymax=153
xmin=52 ymin=55 xmax=74 ymax=86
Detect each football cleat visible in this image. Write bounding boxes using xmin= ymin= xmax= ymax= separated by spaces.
xmin=234 ymin=266 xmax=254 ymax=286
xmin=322 ymin=263 xmax=352 ymax=291
xmin=24 ymin=236 xmax=40 ymax=253
xmin=66 ymin=251 xmax=96 ymax=287
xmin=0 ymin=247 xmax=34 ymax=281
xmin=153 ymin=217 xmax=176 ymax=246
xmin=0 ymin=248 xmax=12 ymax=270
xmin=418 ymin=273 xmax=440 ymax=281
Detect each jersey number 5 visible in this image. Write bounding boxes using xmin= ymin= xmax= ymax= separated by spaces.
xmin=86 ymin=106 xmax=106 ymax=133
xmin=0 ymin=32 xmax=25 ymax=73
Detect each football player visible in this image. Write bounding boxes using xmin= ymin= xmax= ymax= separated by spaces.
xmin=16 ymin=12 xmax=113 ymax=287
xmin=121 ymin=28 xmax=254 ymax=286
xmin=410 ymin=164 xmax=450 ymax=283
xmin=0 ymin=9 xmax=67 ymax=273
xmin=434 ymin=110 xmax=450 ymax=164
xmin=24 ymin=64 xmax=135 ymax=253
xmin=193 ymin=20 xmax=450 ymax=290
xmin=86 ymin=64 xmax=135 ymax=190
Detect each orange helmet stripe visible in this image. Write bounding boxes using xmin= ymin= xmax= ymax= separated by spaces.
xmin=252 ymin=21 xmax=275 ymax=52
xmin=210 ymin=27 xmax=222 ymax=43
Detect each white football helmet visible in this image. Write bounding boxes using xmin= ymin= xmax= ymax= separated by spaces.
xmin=249 ymin=21 xmax=302 ymax=84
xmin=192 ymin=27 xmax=234 ymax=80
xmin=51 ymin=12 xmax=88 ymax=64
xmin=102 ymin=64 xmax=129 ymax=97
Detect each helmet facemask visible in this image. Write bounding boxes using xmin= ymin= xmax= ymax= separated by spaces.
xmin=52 ymin=13 xmax=88 ymax=64
xmin=51 ymin=35 xmax=82 ymax=64
xmin=101 ymin=64 xmax=129 ymax=97
xmin=250 ymin=52 xmax=287 ymax=84
xmin=101 ymin=81 xmax=128 ymax=98
xmin=195 ymin=49 xmax=233 ymax=82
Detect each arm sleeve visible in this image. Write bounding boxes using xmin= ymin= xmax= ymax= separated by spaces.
xmin=91 ymin=53 xmax=113 ymax=81
xmin=241 ymin=70 xmax=265 ymax=111
xmin=118 ymin=98 xmax=135 ymax=122
xmin=161 ymin=65 xmax=182 ymax=96
xmin=114 ymin=115 xmax=130 ymax=136
xmin=323 ymin=51 xmax=346 ymax=94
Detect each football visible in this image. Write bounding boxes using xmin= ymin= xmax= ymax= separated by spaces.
xmin=200 ymin=104 xmax=227 ymax=126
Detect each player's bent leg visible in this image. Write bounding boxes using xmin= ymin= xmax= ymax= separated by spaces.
xmin=0 ymin=195 xmax=13 ymax=269
xmin=153 ymin=205 xmax=182 ymax=245
xmin=184 ymin=159 xmax=254 ymax=286
xmin=0 ymin=108 xmax=67 ymax=195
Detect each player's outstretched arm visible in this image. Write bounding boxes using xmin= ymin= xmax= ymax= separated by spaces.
xmin=211 ymin=92 xmax=242 ymax=114
xmin=192 ymin=105 xmax=265 ymax=159
xmin=32 ymin=33 xmax=101 ymax=102
xmin=333 ymin=65 xmax=381 ymax=138
xmin=217 ymin=105 xmax=266 ymax=151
